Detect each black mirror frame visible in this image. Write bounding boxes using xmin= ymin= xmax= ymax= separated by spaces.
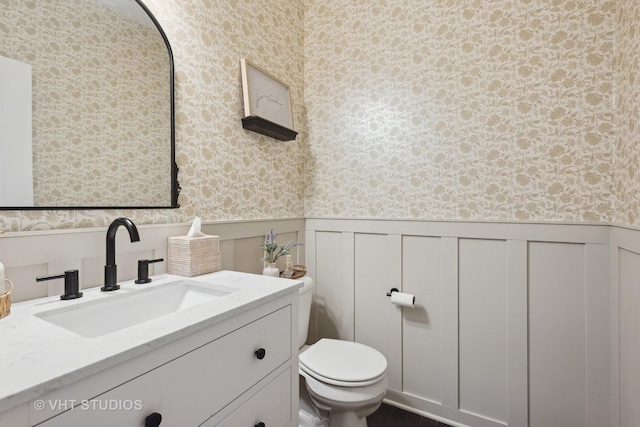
xmin=137 ymin=0 xmax=180 ymax=210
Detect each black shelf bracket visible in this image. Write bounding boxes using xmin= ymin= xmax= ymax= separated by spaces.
xmin=241 ymin=116 xmax=298 ymax=141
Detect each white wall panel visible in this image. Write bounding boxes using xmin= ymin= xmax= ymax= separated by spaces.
xmin=402 ymin=236 xmax=442 ymax=403
xmin=231 ymin=236 xmax=267 ymax=274
xmin=618 ymin=249 xmax=640 ymax=427
xmin=354 ymin=233 xmax=402 ymax=391
xmin=440 ymin=237 xmax=460 ymax=409
xmin=585 ymin=244 xmax=610 ymax=427
xmin=528 ymin=242 xmax=586 ymax=427
xmin=340 ymin=232 xmax=355 ymax=341
xmin=458 ymin=238 xmax=507 ymax=423
xmin=307 ymin=219 xmax=613 ymax=427
xmin=506 ymin=240 xmax=529 ymax=427
xmin=314 ymin=231 xmax=346 ymax=340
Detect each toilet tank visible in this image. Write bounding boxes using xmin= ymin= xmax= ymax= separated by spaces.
xmin=298 ymin=276 xmax=315 ymax=348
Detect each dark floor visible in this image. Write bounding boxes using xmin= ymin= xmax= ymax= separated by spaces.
xmin=367 ymin=403 xmax=453 ymax=427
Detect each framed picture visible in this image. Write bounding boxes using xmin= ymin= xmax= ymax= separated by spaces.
xmin=240 ymin=58 xmax=297 ymax=141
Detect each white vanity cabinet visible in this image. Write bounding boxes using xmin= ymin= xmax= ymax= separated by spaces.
xmin=24 ymin=290 xmax=299 ymax=427
xmin=212 ymin=368 xmax=292 ymax=427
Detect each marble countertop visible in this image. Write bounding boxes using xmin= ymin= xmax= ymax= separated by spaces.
xmin=0 ymin=270 xmax=302 ymax=414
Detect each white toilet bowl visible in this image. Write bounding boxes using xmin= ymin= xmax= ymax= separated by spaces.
xmin=298 ymin=278 xmax=388 ymax=427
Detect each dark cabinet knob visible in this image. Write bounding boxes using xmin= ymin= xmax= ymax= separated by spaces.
xmin=145 ymin=412 xmax=162 ymax=427
xmin=255 ymin=422 xmax=265 ymax=427
xmin=255 ymin=348 xmax=266 ymax=360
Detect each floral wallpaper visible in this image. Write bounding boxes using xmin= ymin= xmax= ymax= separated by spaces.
xmin=2 ymin=0 xmax=640 ymax=231
xmin=613 ymin=0 xmax=640 ymax=225
xmin=145 ymin=0 xmax=306 ymax=221
xmin=303 ymin=0 xmax=617 ymax=222
xmin=1 ymin=0 xmax=171 ymax=207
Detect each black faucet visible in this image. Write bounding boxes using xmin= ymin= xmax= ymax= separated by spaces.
xmin=102 ymin=218 xmax=140 ymax=291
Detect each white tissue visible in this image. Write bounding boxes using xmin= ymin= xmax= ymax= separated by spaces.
xmin=186 ymin=217 xmax=206 ymax=238
xmin=390 ymin=291 xmax=415 ymax=308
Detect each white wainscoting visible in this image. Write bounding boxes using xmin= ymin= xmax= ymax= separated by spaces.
xmin=610 ymin=227 xmax=640 ymax=427
xmin=305 ymin=219 xmax=613 ymax=427
xmin=0 ymin=218 xmax=305 ymax=303
xmin=2 ymin=217 xmax=638 ymax=426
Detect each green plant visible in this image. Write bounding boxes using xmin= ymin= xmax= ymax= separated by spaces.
xmin=261 ymin=228 xmax=302 ymax=264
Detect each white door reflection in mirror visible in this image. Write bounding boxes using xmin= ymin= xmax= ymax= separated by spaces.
xmin=0 ymin=55 xmax=33 ymax=206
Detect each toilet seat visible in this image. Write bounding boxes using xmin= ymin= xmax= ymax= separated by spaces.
xmin=301 ymin=369 xmax=388 ymax=408
xmin=299 ymin=339 xmax=387 ymax=387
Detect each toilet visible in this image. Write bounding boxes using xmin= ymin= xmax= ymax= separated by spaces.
xmin=297 ymin=277 xmax=388 ymax=427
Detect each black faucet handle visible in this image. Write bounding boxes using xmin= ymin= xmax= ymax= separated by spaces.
xmin=36 ymin=270 xmax=83 ymax=300
xmin=135 ymin=258 xmax=164 ymax=284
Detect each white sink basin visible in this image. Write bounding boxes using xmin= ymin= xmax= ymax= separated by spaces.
xmin=34 ymin=279 xmax=238 ymax=338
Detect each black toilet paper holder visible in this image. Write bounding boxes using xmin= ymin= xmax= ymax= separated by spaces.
xmin=386 ymin=287 xmax=399 ymax=297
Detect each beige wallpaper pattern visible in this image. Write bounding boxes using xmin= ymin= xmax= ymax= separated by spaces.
xmin=614 ymin=0 xmax=640 ymax=225
xmin=1 ymin=0 xmax=171 ymax=207
xmin=147 ymin=0 xmax=305 ymax=221
xmin=304 ymin=0 xmax=616 ymax=222
xmin=1 ymin=0 xmax=640 ymax=231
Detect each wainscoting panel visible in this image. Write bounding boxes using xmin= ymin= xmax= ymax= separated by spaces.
xmin=306 ymin=219 xmax=612 ymax=427
xmin=506 ymin=240 xmax=528 ymax=427
xmin=314 ymin=231 xmax=348 ymax=341
xmin=354 ymin=233 xmax=403 ymax=391
xmin=528 ymin=242 xmax=586 ymax=427
xmin=616 ymin=247 xmax=640 ymax=427
xmin=458 ymin=238 xmax=507 ymax=424
xmin=440 ymin=236 xmax=459 ymax=410
xmin=402 ymin=236 xmax=443 ymax=404
xmin=585 ymin=243 xmax=611 ymax=427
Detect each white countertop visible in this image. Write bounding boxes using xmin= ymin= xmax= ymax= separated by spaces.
xmin=0 ymin=270 xmax=302 ymax=414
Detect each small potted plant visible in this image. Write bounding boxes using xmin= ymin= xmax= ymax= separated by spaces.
xmin=261 ymin=229 xmax=302 ymax=277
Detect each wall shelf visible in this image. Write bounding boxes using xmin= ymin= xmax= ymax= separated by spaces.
xmin=241 ymin=116 xmax=298 ymax=141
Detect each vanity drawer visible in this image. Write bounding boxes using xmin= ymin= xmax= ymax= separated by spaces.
xmin=37 ymin=305 xmax=291 ymax=426
xmin=215 ymin=368 xmax=292 ymax=427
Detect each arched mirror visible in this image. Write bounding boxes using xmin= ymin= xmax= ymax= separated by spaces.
xmin=0 ymin=0 xmax=178 ymax=209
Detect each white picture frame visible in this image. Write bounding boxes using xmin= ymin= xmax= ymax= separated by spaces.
xmin=240 ymin=58 xmax=294 ymax=131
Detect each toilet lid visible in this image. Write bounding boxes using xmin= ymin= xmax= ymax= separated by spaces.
xmin=299 ymin=339 xmax=387 ymax=383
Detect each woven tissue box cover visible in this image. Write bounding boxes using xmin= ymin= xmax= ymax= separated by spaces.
xmin=167 ymin=235 xmax=221 ymax=277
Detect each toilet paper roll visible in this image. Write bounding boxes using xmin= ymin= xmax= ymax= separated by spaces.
xmin=390 ymin=291 xmax=415 ymax=308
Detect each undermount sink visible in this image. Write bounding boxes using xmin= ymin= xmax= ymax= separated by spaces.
xmin=34 ymin=280 xmax=238 ymax=338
